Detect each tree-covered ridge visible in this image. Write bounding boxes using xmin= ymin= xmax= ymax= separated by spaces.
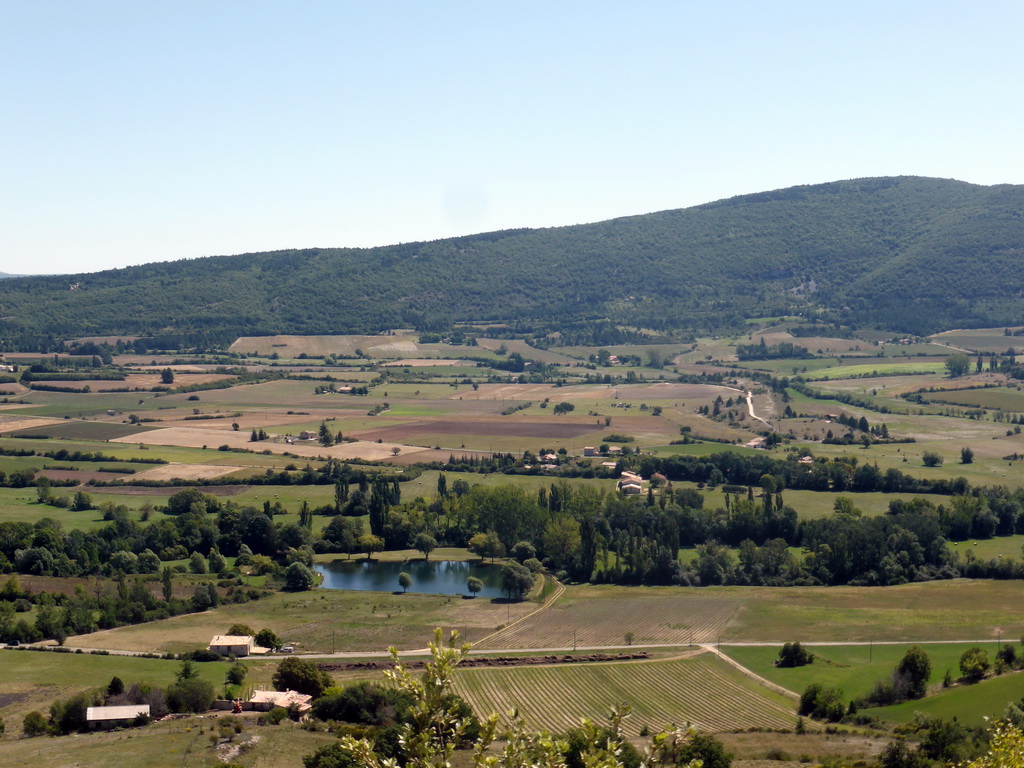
xmin=3 ymin=176 xmax=1024 ymax=344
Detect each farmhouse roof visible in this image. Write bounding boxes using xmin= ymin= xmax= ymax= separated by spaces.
xmin=249 ymin=689 xmax=313 ymax=709
xmin=87 ymin=705 xmax=150 ymax=722
xmin=210 ymin=635 xmax=253 ymax=646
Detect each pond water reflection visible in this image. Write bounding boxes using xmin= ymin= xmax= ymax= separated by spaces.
xmin=315 ymin=559 xmax=504 ymax=597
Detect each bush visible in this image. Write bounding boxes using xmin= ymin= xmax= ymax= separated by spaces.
xmin=167 ymin=677 xmax=215 ymax=713
xmin=311 ymin=682 xmax=415 ymax=725
xmin=284 ymin=562 xmax=315 ymax=591
xmin=22 ymin=710 xmax=49 ymax=737
xmin=185 ymin=648 xmax=224 ymax=662
xmin=259 ymin=706 xmax=289 ymax=726
xmin=777 ymin=642 xmax=813 ymax=668
xmin=798 ymin=684 xmax=845 ymax=722
xmin=960 ymin=647 xmax=990 ymax=682
xmin=922 ymin=451 xmax=943 ymax=467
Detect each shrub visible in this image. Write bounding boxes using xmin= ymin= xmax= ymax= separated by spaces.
xmin=23 ymin=710 xmax=49 ymax=736
xmin=960 ymin=647 xmax=990 ymax=682
xmin=777 ymin=642 xmax=813 ymax=668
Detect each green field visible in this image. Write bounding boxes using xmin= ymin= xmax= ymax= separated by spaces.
xmin=0 ymin=649 xmax=223 ymax=736
xmin=870 ymin=669 xmax=1024 ymax=726
xmin=723 ymin=642 xmax=1002 ymax=701
xmin=802 ymin=361 xmax=947 ymax=381
xmin=920 ymin=385 xmax=1024 ymax=412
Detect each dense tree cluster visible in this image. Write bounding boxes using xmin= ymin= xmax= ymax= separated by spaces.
xmin=3 ymin=177 xmax=1024 ymax=347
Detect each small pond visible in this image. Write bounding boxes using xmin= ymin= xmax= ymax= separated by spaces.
xmin=315 ymin=559 xmax=505 ymax=598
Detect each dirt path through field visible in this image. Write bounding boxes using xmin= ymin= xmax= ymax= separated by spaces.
xmin=702 ymin=644 xmax=797 ymax=699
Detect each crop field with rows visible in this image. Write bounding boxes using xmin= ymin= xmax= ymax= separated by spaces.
xmin=452 ymin=652 xmax=799 ymax=736
xmin=476 ymin=593 xmax=740 ymax=650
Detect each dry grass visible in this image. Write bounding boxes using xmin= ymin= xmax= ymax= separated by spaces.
xmin=131 ymin=463 xmax=244 ymax=481
xmin=68 ymin=589 xmax=538 ymax=654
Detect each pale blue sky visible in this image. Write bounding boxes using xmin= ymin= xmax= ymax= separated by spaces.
xmin=1 ymin=1 xmax=1021 ymax=275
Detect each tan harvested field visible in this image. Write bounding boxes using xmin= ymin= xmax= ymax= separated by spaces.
xmin=229 ymin=333 xmax=421 ymax=358
xmin=452 ymin=652 xmax=799 ymax=736
xmin=131 ymin=462 xmax=243 ymax=481
xmin=477 ymin=592 xmax=739 ymax=650
xmin=0 ymin=414 xmax=63 ymax=433
xmin=110 ymin=427 xmax=430 ymax=461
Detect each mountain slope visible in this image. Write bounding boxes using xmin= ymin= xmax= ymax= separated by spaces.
xmin=1 ymin=176 xmax=1022 ymax=344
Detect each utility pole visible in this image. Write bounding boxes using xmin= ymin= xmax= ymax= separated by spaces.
xmin=869 ymin=639 xmax=873 ymax=663
xmin=573 ymin=630 xmax=577 ymax=652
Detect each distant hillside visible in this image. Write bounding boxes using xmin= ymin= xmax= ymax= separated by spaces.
xmin=1 ymin=176 xmax=1023 ymax=346
xmin=0 ymin=272 xmax=18 ymax=279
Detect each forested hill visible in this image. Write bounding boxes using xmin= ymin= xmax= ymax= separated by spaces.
xmin=2 ymin=176 xmax=1024 ymax=346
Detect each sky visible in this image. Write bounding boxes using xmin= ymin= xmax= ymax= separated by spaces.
xmin=1 ymin=1 xmax=1022 ymax=275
